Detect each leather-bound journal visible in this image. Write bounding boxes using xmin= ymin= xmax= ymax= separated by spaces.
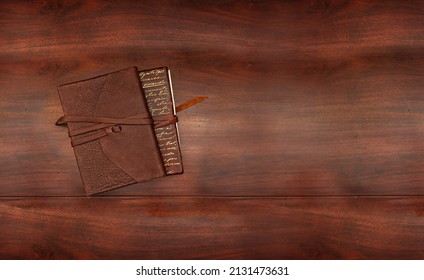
xmin=139 ymin=67 xmax=183 ymax=175
xmin=56 ymin=66 xmax=178 ymax=195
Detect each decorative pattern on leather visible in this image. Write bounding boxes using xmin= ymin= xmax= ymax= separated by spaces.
xmin=56 ymin=67 xmax=166 ymax=195
xmin=139 ymin=67 xmax=184 ymax=175
xmin=74 ymin=140 xmax=136 ymax=194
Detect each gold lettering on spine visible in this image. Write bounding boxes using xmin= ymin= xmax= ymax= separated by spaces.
xmin=139 ymin=68 xmax=182 ymax=173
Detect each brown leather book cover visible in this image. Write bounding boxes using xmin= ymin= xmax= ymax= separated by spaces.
xmin=139 ymin=67 xmax=183 ymax=175
xmin=56 ymin=67 xmax=166 ymax=195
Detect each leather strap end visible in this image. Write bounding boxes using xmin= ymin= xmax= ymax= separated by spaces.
xmin=56 ymin=116 xmax=66 ymax=125
xmin=175 ymin=96 xmax=208 ymax=112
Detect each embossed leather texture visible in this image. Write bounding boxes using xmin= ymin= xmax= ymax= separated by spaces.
xmin=57 ymin=67 xmax=166 ymax=195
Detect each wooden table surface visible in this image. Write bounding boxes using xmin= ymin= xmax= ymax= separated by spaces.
xmin=1 ymin=0 xmax=424 ymax=259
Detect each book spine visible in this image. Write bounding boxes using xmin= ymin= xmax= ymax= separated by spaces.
xmin=139 ymin=67 xmax=183 ymax=175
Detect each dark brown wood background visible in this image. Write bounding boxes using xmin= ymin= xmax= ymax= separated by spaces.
xmin=1 ymin=0 xmax=424 ymax=259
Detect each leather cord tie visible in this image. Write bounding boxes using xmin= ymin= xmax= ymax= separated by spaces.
xmin=56 ymin=112 xmax=177 ymax=147
xmin=55 ymin=96 xmax=207 ymax=147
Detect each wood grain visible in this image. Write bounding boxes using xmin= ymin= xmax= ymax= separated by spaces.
xmin=1 ymin=197 xmax=424 ymax=259
xmin=1 ymin=0 xmax=424 ymax=260
xmin=1 ymin=0 xmax=423 ymax=196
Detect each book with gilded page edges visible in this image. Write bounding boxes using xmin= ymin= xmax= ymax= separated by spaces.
xmin=55 ymin=66 xmax=179 ymax=195
xmin=138 ymin=67 xmax=183 ymax=175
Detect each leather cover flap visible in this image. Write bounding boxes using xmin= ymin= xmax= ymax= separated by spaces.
xmin=57 ymin=67 xmax=165 ymax=194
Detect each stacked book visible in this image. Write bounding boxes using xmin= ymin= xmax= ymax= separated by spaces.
xmin=56 ymin=67 xmax=184 ymax=195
